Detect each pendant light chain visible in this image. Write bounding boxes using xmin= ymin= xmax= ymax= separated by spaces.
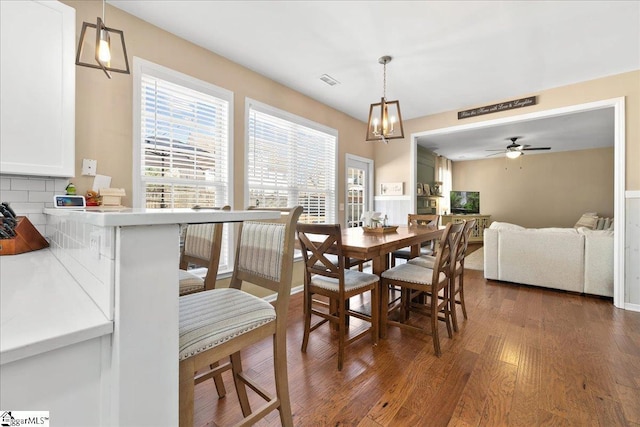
xmin=382 ymin=61 xmax=387 ymax=101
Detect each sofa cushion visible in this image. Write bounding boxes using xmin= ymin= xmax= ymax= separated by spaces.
xmin=580 ymin=228 xmax=614 ymax=296
xmin=489 ymin=221 xmax=525 ymax=230
xmin=497 ymin=229 xmax=584 ymax=292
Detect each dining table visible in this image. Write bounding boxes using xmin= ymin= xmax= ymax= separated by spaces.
xmin=339 ymin=225 xmax=444 ymax=277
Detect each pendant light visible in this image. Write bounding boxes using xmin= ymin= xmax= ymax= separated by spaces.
xmin=75 ymin=0 xmax=130 ymax=79
xmin=366 ymin=56 xmax=404 ymax=143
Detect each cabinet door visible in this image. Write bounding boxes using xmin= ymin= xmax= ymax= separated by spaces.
xmin=0 ymin=0 xmax=75 ymax=177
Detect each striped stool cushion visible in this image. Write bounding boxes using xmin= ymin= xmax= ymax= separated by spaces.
xmin=237 ymin=222 xmax=286 ymax=281
xmin=310 ymin=270 xmax=379 ymax=292
xmin=184 ymin=223 xmax=216 ymax=260
xmin=381 ymin=263 xmax=444 ymax=285
xmin=179 ymin=288 xmax=275 ymax=361
xmin=179 ymin=269 xmax=205 ymax=295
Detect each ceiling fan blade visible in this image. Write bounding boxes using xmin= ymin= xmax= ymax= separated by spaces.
xmin=522 ymin=147 xmax=551 ymax=151
xmin=485 ymin=149 xmax=505 ymax=151
xmin=485 ymin=152 xmax=504 ymax=157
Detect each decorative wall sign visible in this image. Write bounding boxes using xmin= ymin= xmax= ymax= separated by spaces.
xmin=380 ymin=182 xmax=403 ymax=196
xmin=458 ymin=96 xmax=537 ymax=119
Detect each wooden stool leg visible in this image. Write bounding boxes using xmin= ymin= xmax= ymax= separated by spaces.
xmin=431 ymin=294 xmax=441 ymax=357
xmin=179 ymin=358 xmax=195 ymax=427
xmin=380 ymin=282 xmax=390 ymax=339
xmin=301 ymin=289 xmax=312 ymax=352
xmin=337 ymin=299 xmax=346 ymax=371
xmin=230 ymin=351 xmax=252 ymax=417
xmin=371 ymin=284 xmax=379 ymax=345
xmin=210 ymin=361 xmax=227 ymax=398
xmin=273 ymin=333 xmax=293 ymax=427
xmin=450 ymin=278 xmax=459 ymax=333
xmin=460 ymin=274 xmax=468 ymax=319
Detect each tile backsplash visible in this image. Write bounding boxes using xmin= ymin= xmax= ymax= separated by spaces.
xmin=0 ymin=174 xmax=69 ymax=237
xmin=47 ymin=214 xmax=115 ymax=319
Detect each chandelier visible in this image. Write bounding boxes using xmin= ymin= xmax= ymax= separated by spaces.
xmin=366 ymin=56 xmax=404 ymax=143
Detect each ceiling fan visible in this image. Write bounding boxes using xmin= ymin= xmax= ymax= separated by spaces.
xmin=486 ymin=137 xmax=551 ymax=159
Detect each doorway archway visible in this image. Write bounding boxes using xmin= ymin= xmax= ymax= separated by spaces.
xmin=409 ymin=97 xmax=626 ymax=309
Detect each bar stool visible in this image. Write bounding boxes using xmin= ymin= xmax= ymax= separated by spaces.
xmin=178 ymin=206 xmax=302 ymax=427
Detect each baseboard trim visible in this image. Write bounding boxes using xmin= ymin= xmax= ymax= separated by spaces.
xmin=624 ymin=302 xmax=640 ymax=312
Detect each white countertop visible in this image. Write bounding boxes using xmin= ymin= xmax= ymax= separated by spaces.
xmin=43 ymin=207 xmax=280 ymax=227
xmin=0 ymin=249 xmax=113 ymax=365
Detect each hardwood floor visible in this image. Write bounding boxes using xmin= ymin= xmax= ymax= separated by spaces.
xmin=194 ymin=251 xmax=640 ymax=426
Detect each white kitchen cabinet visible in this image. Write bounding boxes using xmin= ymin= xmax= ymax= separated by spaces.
xmin=0 ymin=0 xmax=75 ymax=177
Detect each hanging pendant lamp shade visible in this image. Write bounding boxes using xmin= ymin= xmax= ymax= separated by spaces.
xmin=75 ymin=0 xmax=130 ymax=79
xmin=366 ymin=56 xmax=404 ymax=143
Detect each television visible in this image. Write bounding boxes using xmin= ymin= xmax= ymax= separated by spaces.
xmin=450 ymin=191 xmax=480 ymax=214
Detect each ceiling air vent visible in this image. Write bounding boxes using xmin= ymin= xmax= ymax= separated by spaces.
xmin=319 ymin=74 xmax=340 ymax=86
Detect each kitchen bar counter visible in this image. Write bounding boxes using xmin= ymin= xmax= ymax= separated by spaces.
xmin=0 ymin=249 xmax=113 ymax=365
xmin=43 ymin=207 xmax=278 ymax=227
xmin=36 ymin=207 xmax=280 ymax=426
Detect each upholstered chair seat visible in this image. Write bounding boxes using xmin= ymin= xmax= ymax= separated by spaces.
xmin=179 ymin=288 xmax=275 ymax=361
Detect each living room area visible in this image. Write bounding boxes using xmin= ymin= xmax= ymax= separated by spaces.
xmin=409 ymin=101 xmax=616 ymax=298
xmin=374 ymin=74 xmax=635 ymax=310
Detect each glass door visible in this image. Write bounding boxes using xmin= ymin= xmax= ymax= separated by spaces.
xmin=345 ymin=154 xmax=373 ymax=228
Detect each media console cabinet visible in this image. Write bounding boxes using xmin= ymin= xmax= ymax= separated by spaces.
xmin=441 ymin=214 xmax=491 ymax=243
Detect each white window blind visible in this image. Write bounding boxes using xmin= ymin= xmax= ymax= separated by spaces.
xmin=247 ymin=101 xmax=337 ymax=223
xmin=139 ymin=73 xmax=230 ymax=208
xmin=134 ymin=59 xmax=233 ymax=275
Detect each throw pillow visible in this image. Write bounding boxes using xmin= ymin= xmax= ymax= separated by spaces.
xmin=574 ymin=213 xmax=598 ymax=229
xmin=595 ymin=217 xmax=605 ymax=230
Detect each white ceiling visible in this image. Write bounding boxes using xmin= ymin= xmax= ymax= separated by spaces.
xmin=109 ymin=0 xmax=639 ymax=159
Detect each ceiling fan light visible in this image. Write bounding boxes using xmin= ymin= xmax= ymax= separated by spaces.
xmin=506 ymin=150 xmax=522 ymax=159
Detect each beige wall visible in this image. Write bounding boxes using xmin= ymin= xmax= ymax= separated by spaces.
xmin=64 ymin=0 xmax=370 ymax=217
xmin=374 ymin=70 xmax=640 ymax=191
xmin=452 ymin=147 xmax=614 ymax=228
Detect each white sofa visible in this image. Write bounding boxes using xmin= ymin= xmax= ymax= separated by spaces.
xmin=483 ymin=222 xmax=613 ymax=297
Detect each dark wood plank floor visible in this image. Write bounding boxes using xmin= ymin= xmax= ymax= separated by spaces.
xmin=194 ymin=248 xmax=640 ymax=426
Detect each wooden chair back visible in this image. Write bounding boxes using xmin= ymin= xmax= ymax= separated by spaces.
xmin=457 ymin=219 xmax=477 ymax=270
xmin=407 ymin=214 xmax=440 ymax=227
xmin=297 ymin=223 xmax=344 ymax=291
xmin=179 ymin=205 xmax=230 ymax=291
xmin=432 ymin=221 xmax=465 ymax=283
xmin=230 ymin=205 xmax=303 ymax=308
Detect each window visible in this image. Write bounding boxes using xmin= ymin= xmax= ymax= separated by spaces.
xmin=133 ymin=58 xmax=232 ymax=209
xmin=133 ymin=58 xmax=233 ymax=271
xmin=246 ymin=99 xmax=337 ymax=223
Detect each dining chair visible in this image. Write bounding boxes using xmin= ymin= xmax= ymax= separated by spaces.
xmin=407 ymin=219 xmax=476 ymax=332
xmin=390 ymin=214 xmax=440 ymax=267
xmin=449 ymin=219 xmax=476 ymax=331
xmin=380 ymin=221 xmax=464 ymax=356
xmin=296 ymin=223 xmax=380 ymax=371
xmin=179 ymin=205 xmax=230 ymax=296
xmin=179 ymin=206 xmax=302 ymax=427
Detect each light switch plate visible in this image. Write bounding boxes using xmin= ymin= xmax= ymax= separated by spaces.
xmin=82 ymin=158 xmax=97 ymax=176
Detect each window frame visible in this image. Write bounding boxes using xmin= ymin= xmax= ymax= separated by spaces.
xmin=132 ymin=57 xmax=234 ymax=274
xmin=244 ymin=98 xmax=338 ymax=223
xmin=132 ymin=57 xmax=234 ymax=209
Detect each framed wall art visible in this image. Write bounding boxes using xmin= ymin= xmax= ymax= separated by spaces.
xmin=380 ymin=182 xmax=403 ymax=196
